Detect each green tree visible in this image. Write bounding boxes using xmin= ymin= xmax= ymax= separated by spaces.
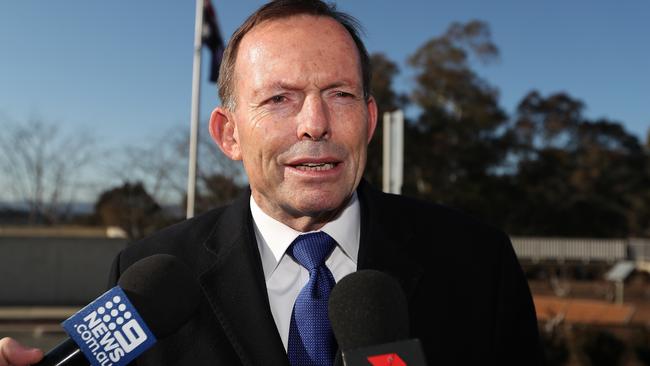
xmin=404 ymin=20 xmax=510 ymax=224
xmin=95 ymin=182 xmax=164 ymax=240
xmin=507 ymin=91 xmax=650 ymax=237
xmin=365 ymin=53 xmax=406 ymax=187
xmin=190 ymin=174 xmax=245 ymax=215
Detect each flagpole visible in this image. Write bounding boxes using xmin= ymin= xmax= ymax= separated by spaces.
xmin=186 ymin=0 xmax=204 ymax=219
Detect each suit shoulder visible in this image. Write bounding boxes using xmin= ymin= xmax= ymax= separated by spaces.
xmin=372 ymin=188 xmax=505 ymax=237
xmin=361 ymin=184 xmax=510 ymax=258
xmin=115 ymin=204 xmax=230 ymax=272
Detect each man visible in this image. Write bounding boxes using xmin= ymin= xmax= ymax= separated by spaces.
xmin=0 ymin=1 xmax=543 ymax=365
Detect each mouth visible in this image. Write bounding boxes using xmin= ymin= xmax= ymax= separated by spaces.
xmin=292 ymin=162 xmax=339 ymax=171
xmin=285 ymin=156 xmax=343 ymax=174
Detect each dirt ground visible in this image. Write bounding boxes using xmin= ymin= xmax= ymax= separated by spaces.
xmin=527 ymin=266 xmax=650 ymax=365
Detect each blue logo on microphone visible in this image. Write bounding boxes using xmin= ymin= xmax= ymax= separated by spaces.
xmin=62 ymin=287 xmax=156 ymax=366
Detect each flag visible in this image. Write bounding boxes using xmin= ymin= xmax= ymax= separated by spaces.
xmin=202 ymin=0 xmax=224 ymax=83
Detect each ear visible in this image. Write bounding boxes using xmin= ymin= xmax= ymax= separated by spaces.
xmin=209 ymin=107 xmax=242 ymax=160
xmin=365 ymin=95 xmax=378 ymax=143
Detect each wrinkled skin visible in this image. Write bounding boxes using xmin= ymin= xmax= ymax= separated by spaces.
xmin=210 ymin=15 xmax=377 ymax=232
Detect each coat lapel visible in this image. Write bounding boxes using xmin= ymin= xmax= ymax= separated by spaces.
xmin=197 ymin=192 xmax=290 ymax=366
xmin=191 ymin=181 xmax=422 ymax=365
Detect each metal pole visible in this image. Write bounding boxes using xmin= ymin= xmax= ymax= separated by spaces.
xmin=391 ymin=110 xmax=404 ymax=194
xmin=382 ymin=110 xmax=404 ymax=194
xmin=382 ymin=112 xmax=391 ymax=193
xmin=186 ymin=0 xmax=204 ymax=219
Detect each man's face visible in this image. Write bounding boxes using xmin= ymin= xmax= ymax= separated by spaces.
xmin=211 ymin=15 xmax=377 ymax=230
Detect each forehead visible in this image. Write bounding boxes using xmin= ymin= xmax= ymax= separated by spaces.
xmin=234 ymin=15 xmax=362 ymax=93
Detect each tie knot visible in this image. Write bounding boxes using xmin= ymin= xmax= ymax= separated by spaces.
xmin=290 ymin=232 xmax=336 ymax=270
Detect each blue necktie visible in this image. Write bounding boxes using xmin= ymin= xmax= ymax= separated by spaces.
xmin=287 ymin=232 xmax=337 ymax=366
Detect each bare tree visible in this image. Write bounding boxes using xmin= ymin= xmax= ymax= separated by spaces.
xmin=104 ymin=129 xmax=188 ymax=204
xmin=0 ymin=117 xmax=95 ymax=224
xmin=104 ymin=125 xmax=244 ymax=208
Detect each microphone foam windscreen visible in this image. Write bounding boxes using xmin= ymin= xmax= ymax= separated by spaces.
xmin=117 ymin=254 xmax=201 ymax=338
xmin=328 ymin=270 xmax=409 ymax=350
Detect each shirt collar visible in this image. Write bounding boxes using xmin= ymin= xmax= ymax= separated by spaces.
xmin=250 ymin=192 xmax=360 ymax=279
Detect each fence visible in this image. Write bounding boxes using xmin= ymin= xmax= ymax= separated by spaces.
xmin=511 ymin=237 xmax=650 ymax=263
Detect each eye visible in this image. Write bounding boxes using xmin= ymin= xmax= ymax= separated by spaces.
xmin=268 ymin=95 xmax=287 ymax=104
xmin=334 ymin=91 xmax=354 ymax=98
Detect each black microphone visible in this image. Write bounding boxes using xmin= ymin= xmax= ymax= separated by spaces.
xmin=328 ymin=270 xmax=427 ymax=366
xmin=34 ymin=254 xmax=201 ymax=366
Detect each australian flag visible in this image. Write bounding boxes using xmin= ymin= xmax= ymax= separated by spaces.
xmin=203 ymin=0 xmax=224 ymax=83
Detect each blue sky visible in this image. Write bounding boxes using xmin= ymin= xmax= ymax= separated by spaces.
xmin=0 ymin=0 xmax=648 ymax=202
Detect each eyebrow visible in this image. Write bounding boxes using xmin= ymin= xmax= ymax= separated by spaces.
xmin=251 ymin=81 xmax=302 ymax=98
xmin=252 ymin=79 xmax=360 ymax=98
xmin=321 ymin=81 xmax=357 ymax=90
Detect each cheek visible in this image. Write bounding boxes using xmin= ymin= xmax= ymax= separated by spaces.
xmin=339 ymin=119 xmax=370 ymax=149
xmin=243 ymin=119 xmax=294 ymax=166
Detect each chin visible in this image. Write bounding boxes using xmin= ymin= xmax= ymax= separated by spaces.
xmin=290 ymin=191 xmax=349 ymax=217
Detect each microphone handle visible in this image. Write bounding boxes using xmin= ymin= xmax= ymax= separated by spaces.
xmin=33 ymin=338 xmax=88 ymax=366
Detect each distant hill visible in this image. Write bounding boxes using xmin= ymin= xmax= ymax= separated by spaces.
xmin=0 ymin=201 xmax=93 ymax=214
xmin=0 ymin=201 xmax=94 ymax=225
xmin=0 ymin=201 xmax=183 ymax=225
xmin=0 ymin=207 xmax=30 ymax=225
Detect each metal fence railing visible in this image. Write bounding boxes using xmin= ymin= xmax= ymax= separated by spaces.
xmin=510 ymin=237 xmax=650 ymax=263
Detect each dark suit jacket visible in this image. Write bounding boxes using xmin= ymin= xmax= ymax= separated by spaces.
xmin=109 ymin=181 xmax=543 ymax=365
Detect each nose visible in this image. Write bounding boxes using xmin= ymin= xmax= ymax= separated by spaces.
xmin=297 ymin=95 xmax=330 ymax=141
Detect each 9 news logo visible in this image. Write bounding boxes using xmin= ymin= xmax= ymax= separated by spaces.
xmin=63 ymin=287 xmax=156 ymax=366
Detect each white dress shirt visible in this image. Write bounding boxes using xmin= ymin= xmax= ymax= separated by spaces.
xmin=250 ymin=193 xmax=360 ymax=350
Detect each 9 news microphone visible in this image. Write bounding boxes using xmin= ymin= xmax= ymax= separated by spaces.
xmin=34 ymin=254 xmax=201 ymax=366
xmin=329 ymin=270 xmax=428 ymax=366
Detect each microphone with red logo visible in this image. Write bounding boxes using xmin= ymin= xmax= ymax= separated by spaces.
xmin=328 ymin=270 xmax=428 ymax=366
xmin=34 ymin=254 xmax=201 ymax=366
